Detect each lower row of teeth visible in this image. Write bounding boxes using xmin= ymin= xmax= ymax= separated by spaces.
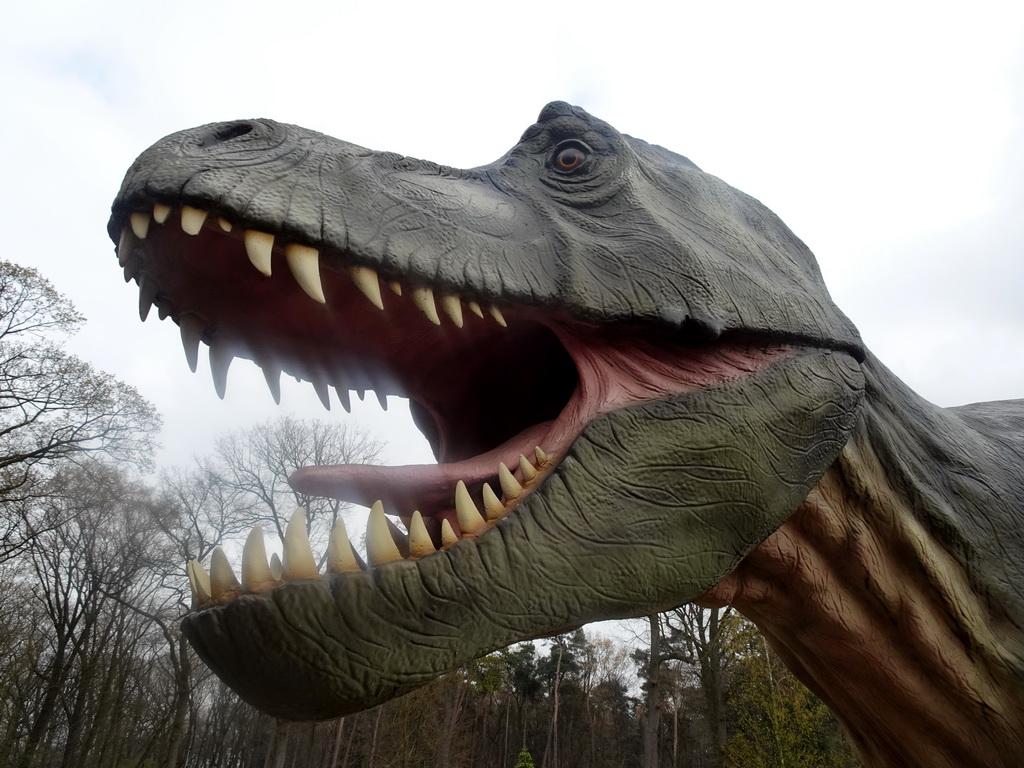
xmin=187 ymin=449 xmax=549 ymax=607
xmin=120 ymin=203 xmax=508 ymax=329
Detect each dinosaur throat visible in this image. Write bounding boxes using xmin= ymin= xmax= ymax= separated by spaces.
xmin=698 ymin=437 xmax=1024 ymax=767
xmin=116 ymin=200 xmax=794 ymax=586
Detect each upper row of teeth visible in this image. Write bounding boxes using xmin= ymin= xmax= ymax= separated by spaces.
xmin=119 ymin=204 xmax=508 ymax=329
xmin=186 ymin=448 xmax=550 ymax=608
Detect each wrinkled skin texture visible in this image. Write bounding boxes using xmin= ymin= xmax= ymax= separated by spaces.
xmin=110 ymin=103 xmax=1024 ymax=766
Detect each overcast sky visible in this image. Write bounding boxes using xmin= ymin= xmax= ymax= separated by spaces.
xmin=3 ymin=0 xmax=1023 ymax=484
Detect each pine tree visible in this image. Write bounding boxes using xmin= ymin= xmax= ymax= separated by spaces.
xmin=514 ymin=746 xmax=536 ymax=768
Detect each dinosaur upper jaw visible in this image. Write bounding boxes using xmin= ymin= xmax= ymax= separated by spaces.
xmin=114 ymin=199 xmax=796 ymax=545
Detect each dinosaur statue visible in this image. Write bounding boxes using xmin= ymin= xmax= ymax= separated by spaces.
xmin=109 ymin=102 xmax=1024 ymax=767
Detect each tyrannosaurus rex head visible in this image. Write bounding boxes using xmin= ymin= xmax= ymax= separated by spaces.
xmin=110 ymin=102 xmax=865 ymax=719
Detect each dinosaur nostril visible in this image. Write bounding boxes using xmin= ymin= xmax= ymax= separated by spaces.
xmin=197 ymin=121 xmax=255 ymax=148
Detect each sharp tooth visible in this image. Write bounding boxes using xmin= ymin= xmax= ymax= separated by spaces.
xmin=327 ymin=518 xmax=364 ymax=574
xmin=356 ymin=389 xmax=365 ymax=401
xmin=489 ymin=306 xmax=507 ymax=327
xmin=519 ymin=455 xmax=538 ymax=482
xmin=440 ymin=295 xmax=464 ymax=328
xmin=217 ymin=217 xmax=233 ymax=232
xmin=209 ymin=343 xmax=233 ymax=399
xmin=410 ymin=286 xmax=441 ymax=325
xmin=138 ymin=275 xmax=156 ymax=321
xmin=366 ymin=501 xmax=403 ymax=566
xmin=482 ymin=483 xmax=504 ymax=521
xmin=441 ymin=519 xmax=459 ymax=548
xmin=498 ymin=463 xmax=523 ymax=500
xmin=535 ymin=446 xmax=549 ymax=465
xmin=408 ymin=511 xmax=436 ymax=558
xmin=311 ymin=372 xmax=331 ymax=410
xmin=283 ymin=507 xmax=319 ymax=579
xmin=242 ymin=526 xmax=275 ymax=591
xmin=467 ymin=300 xmax=484 ymax=318
xmin=187 ymin=560 xmax=212 ymax=605
xmin=349 ymin=266 xmax=384 ymax=310
xmin=388 ymin=281 xmax=403 ymax=296
xmin=117 ymin=228 xmax=135 ymax=267
xmin=261 ymin=361 xmax=282 ymax=404
xmin=334 ymin=386 xmax=351 ymax=413
xmin=286 ymin=244 xmax=326 ymax=303
xmin=244 ymin=230 xmax=274 ymax=276
xmin=153 ymin=203 xmax=172 ymax=224
xmin=375 ymin=391 xmax=388 ymax=411
xmin=269 ymin=553 xmax=283 ymax=581
xmin=179 ymin=314 xmax=205 ymax=373
xmin=157 ymin=304 xmax=169 ymax=321
xmin=180 ymin=205 xmax=208 ymax=235
xmin=386 ymin=517 xmax=409 ymax=555
xmin=209 ymin=547 xmax=241 ymax=601
xmin=455 ymin=480 xmax=486 ymax=535
xmin=130 ymin=212 xmax=150 ymax=239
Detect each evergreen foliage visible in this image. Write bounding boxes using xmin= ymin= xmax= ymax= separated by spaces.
xmin=514 ymin=745 xmax=536 ymax=768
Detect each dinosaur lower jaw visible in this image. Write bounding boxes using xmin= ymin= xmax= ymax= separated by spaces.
xmin=184 ymin=350 xmax=866 ymax=721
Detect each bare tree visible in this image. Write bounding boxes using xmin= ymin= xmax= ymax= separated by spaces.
xmin=135 ymin=465 xmax=252 ymax=768
xmin=664 ymin=604 xmax=735 ymax=765
xmin=638 ymin=614 xmax=666 ymax=768
xmin=631 ymin=606 xmax=736 ymax=768
xmin=201 ymin=415 xmax=384 ymax=545
xmin=13 ymin=463 xmax=166 ymax=768
xmin=0 ymin=261 xmax=160 ymax=557
xmin=132 ymin=416 xmax=383 ymax=767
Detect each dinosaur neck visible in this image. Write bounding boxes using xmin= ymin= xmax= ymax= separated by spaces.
xmin=698 ymin=355 xmax=1024 ymax=768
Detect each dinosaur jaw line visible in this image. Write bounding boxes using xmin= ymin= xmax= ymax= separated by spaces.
xmin=114 ymin=201 xmax=796 ymax=606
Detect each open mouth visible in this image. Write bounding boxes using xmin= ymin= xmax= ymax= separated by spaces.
xmin=115 ymin=200 xmax=794 ymax=603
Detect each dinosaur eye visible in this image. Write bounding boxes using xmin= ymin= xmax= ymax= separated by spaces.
xmin=552 ymin=143 xmax=589 ymax=172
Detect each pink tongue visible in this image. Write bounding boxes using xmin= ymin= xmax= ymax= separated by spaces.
xmin=288 ymin=422 xmax=552 ymax=516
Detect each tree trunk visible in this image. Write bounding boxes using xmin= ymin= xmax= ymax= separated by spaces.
xmin=642 ymin=614 xmax=663 ymax=768
xmin=342 ymin=712 xmax=357 ymax=767
xmin=59 ymin=652 xmax=94 ymax=768
xmin=79 ymin=649 xmax=120 ymax=766
xmin=325 ymin=717 xmax=345 ymax=768
xmin=762 ymin=634 xmax=787 ymax=768
xmin=541 ymin=642 xmax=563 ymax=768
xmin=435 ymin=676 xmax=468 ymax=768
xmin=367 ymin=705 xmax=384 ymax=768
xmin=17 ymin=636 xmax=71 ymax=768
xmin=700 ymin=608 xmax=728 ymax=767
xmin=164 ymin=635 xmax=192 ymax=768
xmin=265 ymin=720 xmax=291 ymax=768
xmin=672 ymin=704 xmax=678 ymax=768
xmin=502 ymin=699 xmax=511 ymax=766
